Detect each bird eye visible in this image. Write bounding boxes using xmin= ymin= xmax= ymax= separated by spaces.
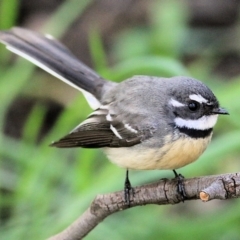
xmin=188 ymin=101 xmax=200 ymax=111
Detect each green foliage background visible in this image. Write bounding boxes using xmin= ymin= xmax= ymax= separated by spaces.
xmin=0 ymin=0 xmax=240 ymax=239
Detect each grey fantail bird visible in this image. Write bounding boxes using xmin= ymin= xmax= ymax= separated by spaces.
xmin=0 ymin=27 xmax=228 ymax=204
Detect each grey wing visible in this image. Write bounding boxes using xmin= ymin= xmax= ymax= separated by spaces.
xmin=51 ymin=107 xmax=153 ymax=148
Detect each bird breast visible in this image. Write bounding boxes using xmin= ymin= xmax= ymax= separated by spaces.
xmin=104 ymin=134 xmax=212 ymax=170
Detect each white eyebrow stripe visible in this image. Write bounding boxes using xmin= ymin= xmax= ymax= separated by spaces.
xmin=169 ymin=98 xmax=185 ymax=107
xmin=174 ymin=115 xmax=218 ymax=130
xmin=110 ymin=125 xmax=122 ymax=139
xmin=189 ymin=94 xmax=208 ymax=103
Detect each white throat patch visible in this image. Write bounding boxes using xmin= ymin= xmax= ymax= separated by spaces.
xmin=174 ymin=115 xmax=218 ymax=130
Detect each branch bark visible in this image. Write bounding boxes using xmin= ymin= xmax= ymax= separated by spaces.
xmin=48 ymin=172 xmax=240 ymax=240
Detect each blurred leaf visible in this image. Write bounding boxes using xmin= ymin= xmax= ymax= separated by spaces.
xmin=0 ymin=0 xmax=19 ymax=29
xmin=89 ymin=29 xmax=108 ymax=74
xmin=112 ymin=28 xmax=151 ymax=61
xmin=150 ymin=0 xmax=189 ymax=58
xmin=42 ymin=0 xmax=92 ymax=37
xmin=106 ymin=55 xmax=189 ymax=81
xmin=22 ymin=103 xmax=47 ymax=144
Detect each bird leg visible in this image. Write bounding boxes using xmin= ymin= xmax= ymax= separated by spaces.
xmin=124 ymin=170 xmax=134 ymax=206
xmin=173 ymin=169 xmax=187 ymax=201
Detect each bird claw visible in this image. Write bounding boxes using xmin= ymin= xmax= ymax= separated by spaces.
xmin=173 ymin=170 xmax=187 ymax=202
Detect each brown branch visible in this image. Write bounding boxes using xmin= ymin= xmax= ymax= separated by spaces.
xmin=48 ymin=172 xmax=240 ymax=240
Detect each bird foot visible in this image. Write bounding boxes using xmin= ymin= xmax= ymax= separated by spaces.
xmin=124 ymin=170 xmax=134 ymax=206
xmin=173 ymin=170 xmax=187 ymax=202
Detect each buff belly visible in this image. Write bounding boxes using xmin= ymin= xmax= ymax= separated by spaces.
xmin=104 ymin=135 xmax=212 ymax=170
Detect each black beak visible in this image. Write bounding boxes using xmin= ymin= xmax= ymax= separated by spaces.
xmin=212 ymin=107 xmax=229 ymax=115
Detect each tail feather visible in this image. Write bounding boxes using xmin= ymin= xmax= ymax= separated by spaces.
xmin=0 ymin=27 xmax=111 ymax=109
